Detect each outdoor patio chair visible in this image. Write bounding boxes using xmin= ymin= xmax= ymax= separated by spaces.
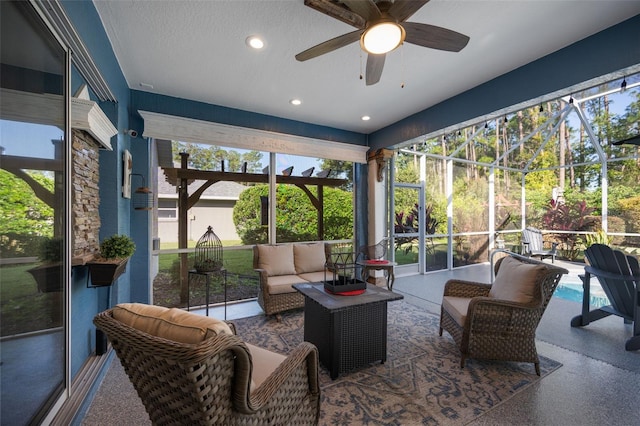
xmin=94 ymin=303 xmax=320 ymax=425
xmin=439 ymin=253 xmax=568 ymax=375
xmin=570 ymin=244 xmax=640 ymax=351
xmin=521 ymin=226 xmax=558 ymax=263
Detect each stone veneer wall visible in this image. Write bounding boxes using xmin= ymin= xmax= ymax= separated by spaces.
xmin=72 ymin=129 xmax=101 ymax=259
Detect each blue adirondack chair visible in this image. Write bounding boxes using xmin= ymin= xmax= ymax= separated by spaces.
xmin=570 ymin=244 xmax=640 ymax=351
xmin=521 ymin=227 xmax=558 ymax=263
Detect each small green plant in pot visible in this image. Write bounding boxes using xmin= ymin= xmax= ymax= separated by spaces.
xmin=39 ymin=237 xmax=63 ymax=263
xmin=88 ymin=234 xmax=136 ymax=286
xmin=28 ymin=237 xmax=64 ymax=292
xmin=98 ymin=234 xmax=136 ymax=260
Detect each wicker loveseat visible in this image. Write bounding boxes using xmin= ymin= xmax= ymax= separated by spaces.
xmin=439 ymin=253 xmax=568 ymax=375
xmin=94 ymin=303 xmax=320 ymax=425
xmin=253 ymin=242 xmax=332 ymax=318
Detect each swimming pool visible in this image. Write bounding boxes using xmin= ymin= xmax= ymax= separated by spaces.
xmin=554 ymin=276 xmax=609 ymax=308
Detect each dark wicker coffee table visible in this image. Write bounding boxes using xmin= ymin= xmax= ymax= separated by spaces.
xmin=293 ymin=283 xmax=403 ymax=379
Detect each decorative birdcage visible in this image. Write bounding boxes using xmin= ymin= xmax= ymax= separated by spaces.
xmin=194 ymin=226 xmax=223 ymax=272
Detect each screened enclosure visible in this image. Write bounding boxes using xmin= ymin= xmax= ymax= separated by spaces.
xmin=391 ymin=73 xmax=640 ymax=273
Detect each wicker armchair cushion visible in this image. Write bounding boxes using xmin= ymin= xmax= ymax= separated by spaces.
xmin=113 ymin=303 xmax=232 ymax=344
xmin=489 ymin=256 xmax=546 ymax=304
xmin=298 ymin=271 xmax=330 ymax=283
xmin=441 ymin=296 xmax=472 ymax=326
xmin=257 ymin=244 xmax=296 ymax=276
xmin=246 ymin=343 xmax=287 ymax=391
xmin=294 ymin=242 xmax=326 ymax=274
xmin=265 ymin=274 xmax=306 ymax=294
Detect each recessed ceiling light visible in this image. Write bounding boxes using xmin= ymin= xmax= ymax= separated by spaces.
xmin=246 ymin=35 xmax=264 ymax=49
xmin=361 ymin=115 xmax=371 ymax=121
xmin=290 ymin=99 xmax=302 ymax=106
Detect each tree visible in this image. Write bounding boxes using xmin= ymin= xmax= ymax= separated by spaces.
xmin=233 ymin=184 xmax=352 ymax=244
xmin=0 ymin=170 xmax=54 ymax=257
xmin=172 ymin=141 xmax=263 ymax=173
xmin=318 ymin=159 xmax=352 ymax=189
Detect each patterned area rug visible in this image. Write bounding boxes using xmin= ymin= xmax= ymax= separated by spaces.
xmin=233 ymin=301 xmax=561 ymax=426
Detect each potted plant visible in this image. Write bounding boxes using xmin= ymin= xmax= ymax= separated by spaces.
xmin=28 ymin=237 xmax=63 ymax=292
xmin=87 ymin=234 xmax=136 ymax=286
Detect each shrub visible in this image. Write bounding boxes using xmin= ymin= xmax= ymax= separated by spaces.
xmin=585 ymin=229 xmax=612 ymax=247
xmin=233 ymin=184 xmax=352 ymax=244
xmin=542 ymin=200 xmax=597 ymax=260
xmin=38 ymin=237 xmax=63 ymax=262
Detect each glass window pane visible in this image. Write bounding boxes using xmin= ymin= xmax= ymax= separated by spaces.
xmin=274 ymin=153 xmax=353 ymax=244
xmin=1 ymin=1 xmax=67 ymax=423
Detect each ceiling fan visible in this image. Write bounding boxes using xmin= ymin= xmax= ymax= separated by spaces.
xmin=295 ymin=0 xmax=470 ymax=85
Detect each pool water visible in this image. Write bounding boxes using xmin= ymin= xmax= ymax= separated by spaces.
xmin=554 ymin=277 xmax=609 ymax=308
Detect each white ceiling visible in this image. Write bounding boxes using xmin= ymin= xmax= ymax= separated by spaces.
xmin=93 ymin=0 xmax=640 ymax=134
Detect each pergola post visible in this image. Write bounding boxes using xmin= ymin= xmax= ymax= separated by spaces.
xmin=178 ymin=152 xmax=189 ymax=304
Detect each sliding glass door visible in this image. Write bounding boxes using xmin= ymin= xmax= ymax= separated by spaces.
xmin=1 ymin=2 xmax=69 ymax=423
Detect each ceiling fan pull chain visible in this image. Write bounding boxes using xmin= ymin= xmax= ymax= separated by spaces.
xmin=359 ymin=49 xmax=363 ymax=80
xmin=400 ymin=43 xmax=405 ymax=88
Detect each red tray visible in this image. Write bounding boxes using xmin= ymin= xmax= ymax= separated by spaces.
xmin=324 ymin=288 xmax=366 ymax=296
xmin=365 ymin=259 xmax=389 ymax=265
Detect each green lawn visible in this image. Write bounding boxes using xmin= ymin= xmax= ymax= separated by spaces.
xmin=1 ymin=263 xmax=63 ymax=336
xmin=159 ymin=240 xmax=242 ymax=249
xmin=156 ymin=247 xmax=254 ymax=276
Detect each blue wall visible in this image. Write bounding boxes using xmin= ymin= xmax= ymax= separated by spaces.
xmin=62 ymin=0 xmax=134 ymax=378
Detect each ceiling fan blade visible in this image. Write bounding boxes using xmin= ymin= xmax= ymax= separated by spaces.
xmin=342 ymin=0 xmax=381 ymax=22
xmin=366 ymin=53 xmax=386 ymax=86
xmin=388 ymin=0 xmax=430 ymax=22
xmin=403 ymin=22 xmax=470 ymax=52
xmin=304 ymin=0 xmax=366 ymax=29
xmin=295 ymin=30 xmax=363 ymax=62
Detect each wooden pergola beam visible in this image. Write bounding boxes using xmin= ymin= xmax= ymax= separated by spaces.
xmin=162 ymin=168 xmax=346 ymax=187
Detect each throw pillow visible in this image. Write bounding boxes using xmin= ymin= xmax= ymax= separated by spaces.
xmin=257 ymin=244 xmax=296 ymax=276
xmin=489 ymin=256 xmax=546 ymax=304
xmin=293 ymin=242 xmax=327 ymax=274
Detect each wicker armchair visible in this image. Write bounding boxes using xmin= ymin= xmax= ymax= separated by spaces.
xmin=439 ymin=254 xmax=568 ymax=375
xmin=94 ymin=304 xmax=320 ymax=425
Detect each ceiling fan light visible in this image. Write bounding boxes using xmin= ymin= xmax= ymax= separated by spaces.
xmin=361 ymin=22 xmax=405 ymax=54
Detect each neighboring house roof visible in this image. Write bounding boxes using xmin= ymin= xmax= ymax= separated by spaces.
xmin=157 ymin=169 xmax=247 ymax=200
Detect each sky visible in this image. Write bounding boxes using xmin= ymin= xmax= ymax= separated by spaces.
xmin=1 ymin=120 xmax=63 ymax=159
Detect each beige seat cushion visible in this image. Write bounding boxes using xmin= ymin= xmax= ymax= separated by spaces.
xmin=293 ymin=242 xmax=327 ymax=274
xmin=113 ymin=303 xmax=232 ymax=344
xmin=265 ymin=275 xmax=303 ymax=295
xmin=442 ymin=296 xmax=472 ymax=326
xmin=246 ymin=343 xmax=286 ymax=391
xmin=298 ymin=270 xmax=332 ymax=283
xmin=489 ymin=256 xmax=546 ymax=304
xmin=257 ymin=244 xmax=296 ymax=276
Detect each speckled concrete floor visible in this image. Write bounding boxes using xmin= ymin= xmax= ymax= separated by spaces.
xmin=82 ymin=262 xmax=640 ymax=425
xmin=394 ymin=262 xmax=640 ymax=425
